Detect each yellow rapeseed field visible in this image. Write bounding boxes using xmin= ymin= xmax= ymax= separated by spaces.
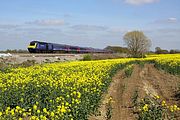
xmin=0 ymin=54 xmax=179 ymax=120
xmin=0 ymin=59 xmax=133 ymax=120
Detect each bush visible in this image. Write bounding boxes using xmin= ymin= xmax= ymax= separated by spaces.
xmin=82 ymin=54 xmax=92 ymax=61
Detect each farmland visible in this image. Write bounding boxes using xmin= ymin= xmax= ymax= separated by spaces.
xmin=0 ymin=54 xmax=180 ymax=120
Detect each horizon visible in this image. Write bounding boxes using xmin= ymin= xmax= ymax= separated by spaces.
xmin=0 ymin=0 xmax=180 ymax=51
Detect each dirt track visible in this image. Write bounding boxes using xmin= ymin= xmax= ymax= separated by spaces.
xmin=89 ymin=64 xmax=180 ymax=120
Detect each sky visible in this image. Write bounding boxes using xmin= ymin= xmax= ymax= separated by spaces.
xmin=0 ymin=0 xmax=180 ymax=51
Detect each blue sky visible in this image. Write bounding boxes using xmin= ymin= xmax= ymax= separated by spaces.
xmin=0 ymin=0 xmax=180 ymax=50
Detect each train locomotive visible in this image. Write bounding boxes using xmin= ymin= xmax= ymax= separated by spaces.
xmin=28 ymin=41 xmax=109 ymax=53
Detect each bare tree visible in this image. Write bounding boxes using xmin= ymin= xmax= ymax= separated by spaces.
xmin=123 ymin=31 xmax=151 ymax=57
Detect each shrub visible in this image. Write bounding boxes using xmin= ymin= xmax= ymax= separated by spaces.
xmin=82 ymin=54 xmax=92 ymax=61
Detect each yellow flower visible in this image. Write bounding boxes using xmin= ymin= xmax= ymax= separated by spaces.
xmin=40 ymin=115 xmax=43 ymax=118
xmin=143 ymin=104 xmax=148 ymax=112
xmin=6 ymin=107 xmax=10 ymax=110
xmin=61 ymin=106 xmax=66 ymax=113
xmin=16 ymin=106 xmax=21 ymax=110
xmin=173 ymin=105 xmax=177 ymax=111
xmin=31 ymin=116 xmax=36 ymax=120
xmin=161 ymin=100 xmax=166 ymax=106
xmin=42 ymin=116 xmax=47 ymax=120
xmin=50 ymin=112 xmax=55 ymax=117
xmin=23 ymin=113 xmax=27 ymax=117
xmin=19 ymin=110 xmax=22 ymax=114
xmin=19 ymin=118 xmax=23 ymax=120
xmin=65 ymin=102 xmax=69 ymax=106
xmin=15 ymin=109 xmax=18 ymax=112
xmin=20 ymin=98 xmax=24 ymax=102
xmin=0 ymin=112 xmax=2 ymax=116
xmin=37 ymin=109 xmax=40 ymax=114
xmin=155 ymin=95 xmax=160 ymax=99
xmin=10 ymin=109 xmax=15 ymax=116
xmin=170 ymin=105 xmax=174 ymax=112
xmin=43 ymin=108 xmax=47 ymax=113
xmin=22 ymin=108 xmax=25 ymax=112
xmin=33 ymin=105 xmax=37 ymax=110
xmin=77 ymin=92 xmax=81 ymax=98
xmin=5 ymin=109 xmax=9 ymax=115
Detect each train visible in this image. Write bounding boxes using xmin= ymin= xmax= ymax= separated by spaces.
xmin=28 ymin=41 xmax=111 ymax=53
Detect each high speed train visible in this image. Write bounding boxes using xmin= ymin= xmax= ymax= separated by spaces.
xmin=27 ymin=41 xmax=110 ymax=53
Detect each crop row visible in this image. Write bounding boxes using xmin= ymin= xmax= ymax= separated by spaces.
xmin=149 ymin=54 xmax=180 ymax=75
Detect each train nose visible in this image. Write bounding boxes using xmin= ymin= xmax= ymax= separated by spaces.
xmin=28 ymin=48 xmax=36 ymax=53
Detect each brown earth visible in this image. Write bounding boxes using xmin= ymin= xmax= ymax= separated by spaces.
xmin=89 ymin=64 xmax=180 ymax=120
xmin=0 ymin=53 xmax=83 ymax=64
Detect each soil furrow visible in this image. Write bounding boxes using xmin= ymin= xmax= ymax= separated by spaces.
xmin=89 ymin=64 xmax=180 ymax=120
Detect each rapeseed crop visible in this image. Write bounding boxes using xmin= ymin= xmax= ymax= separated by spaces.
xmin=0 ymin=59 xmax=132 ymax=120
xmin=148 ymin=54 xmax=180 ymax=75
xmin=0 ymin=54 xmax=179 ymax=120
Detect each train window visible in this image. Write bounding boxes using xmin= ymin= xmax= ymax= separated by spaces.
xmin=70 ymin=47 xmax=78 ymax=50
xmin=39 ymin=43 xmax=47 ymax=46
xmin=30 ymin=42 xmax=36 ymax=45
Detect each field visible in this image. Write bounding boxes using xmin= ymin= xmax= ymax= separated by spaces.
xmin=0 ymin=54 xmax=180 ymax=120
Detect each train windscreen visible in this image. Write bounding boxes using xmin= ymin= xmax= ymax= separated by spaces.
xmin=30 ymin=42 xmax=36 ymax=46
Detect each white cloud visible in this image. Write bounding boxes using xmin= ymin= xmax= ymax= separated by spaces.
xmin=108 ymin=28 xmax=130 ymax=33
xmin=71 ymin=25 xmax=108 ymax=31
xmin=125 ymin=0 xmax=159 ymax=5
xmin=0 ymin=24 xmax=18 ymax=29
xmin=27 ymin=19 xmax=65 ymax=26
xmin=152 ymin=17 xmax=178 ymax=24
xmin=167 ymin=18 xmax=178 ymax=23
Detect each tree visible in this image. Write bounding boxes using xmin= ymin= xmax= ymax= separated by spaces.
xmin=170 ymin=49 xmax=180 ymax=54
xmin=155 ymin=47 xmax=169 ymax=54
xmin=123 ymin=31 xmax=151 ymax=58
xmin=104 ymin=46 xmax=130 ymax=53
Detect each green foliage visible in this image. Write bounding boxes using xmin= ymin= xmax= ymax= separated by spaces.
xmin=82 ymin=54 xmax=92 ymax=61
xmin=155 ymin=47 xmax=169 ymax=54
xmin=104 ymin=46 xmax=129 ymax=53
xmin=134 ymin=60 xmax=145 ymax=68
xmin=105 ymin=97 xmax=113 ymax=120
xmin=170 ymin=49 xmax=180 ymax=54
xmin=124 ymin=64 xmax=134 ymax=77
xmin=154 ymin=59 xmax=180 ymax=75
xmin=131 ymin=89 xmax=139 ymax=107
xmin=137 ymin=96 xmax=179 ymax=120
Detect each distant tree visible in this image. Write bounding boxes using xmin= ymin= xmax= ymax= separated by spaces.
xmin=104 ymin=46 xmax=129 ymax=53
xmin=123 ymin=31 xmax=151 ymax=58
xmin=155 ymin=47 xmax=162 ymax=54
xmin=170 ymin=49 xmax=176 ymax=54
xmin=170 ymin=49 xmax=180 ymax=54
xmin=155 ymin=47 xmax=169 ymax=54
xmin=155 ymin=47 xmax=161 ymax=52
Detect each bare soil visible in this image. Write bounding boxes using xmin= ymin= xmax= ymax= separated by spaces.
xmin=0 ymin=53 xmax=83 ymax=64
xmin=89 ymin=64 xmax=180 ymax=120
